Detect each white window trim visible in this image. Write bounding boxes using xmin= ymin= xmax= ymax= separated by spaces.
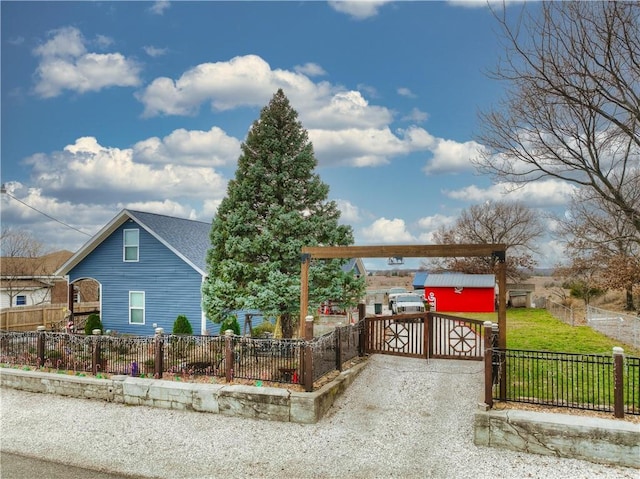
xmin=123 ymin=229 xmax=139 ymax=262
xmin=129 ymin=291 xmax=145 ymax=325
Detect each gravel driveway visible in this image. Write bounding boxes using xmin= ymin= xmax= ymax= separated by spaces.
xmin=1 ymin=355 xmax=637 ymax=479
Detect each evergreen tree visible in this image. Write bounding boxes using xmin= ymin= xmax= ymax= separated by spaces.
xmin=202 ymin=89 xmax=363 ymax=337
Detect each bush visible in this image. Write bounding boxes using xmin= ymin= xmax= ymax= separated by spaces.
xmin=84 ymin=313 xmax=103 ymax=335
xmin=172 ymin=314 xmax=193 ymax=335
xmin=220 ymin=316 xmax=241 ymax=336
xmin=251 ymin=320 xmax=275 ymax=337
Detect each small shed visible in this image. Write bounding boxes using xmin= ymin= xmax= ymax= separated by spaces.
xmin=413 ymin=272 xmax=496 ymax=313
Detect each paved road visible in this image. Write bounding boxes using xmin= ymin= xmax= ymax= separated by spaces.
xmin=1 ymin=452 xmax=142 ymax=479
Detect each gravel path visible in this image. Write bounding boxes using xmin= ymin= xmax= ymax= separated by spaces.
xmin=1 ymin=355 xmax=637 ymax=479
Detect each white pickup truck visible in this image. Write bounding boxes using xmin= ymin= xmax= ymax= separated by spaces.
xmin=391 ymin=293 xmax=426 ymax=314
xmin=386 ymin=287 xmax=408 ymax=311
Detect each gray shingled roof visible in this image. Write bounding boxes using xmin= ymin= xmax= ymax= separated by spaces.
xmin=419 ymin=272 xmax=495 ymax=288
xmin=127 ymin=210 xmax=211 ymax=273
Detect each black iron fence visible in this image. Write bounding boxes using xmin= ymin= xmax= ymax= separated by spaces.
xmin=1 ymin=320 xmax=366 ymax=391
xmin=486 ymin=345 xmax=639 ymax=417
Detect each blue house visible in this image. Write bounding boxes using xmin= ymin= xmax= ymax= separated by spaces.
xmin=56 ymin=209 xmax=219 ymax=336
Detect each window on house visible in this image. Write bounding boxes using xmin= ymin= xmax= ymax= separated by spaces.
xmin=123 ymin=229 xmax=139 ymax=262
xmin=16 ymin=295 xmax=26 ymax=306
xmin=129 ymin=291 xmax=145 ymax=325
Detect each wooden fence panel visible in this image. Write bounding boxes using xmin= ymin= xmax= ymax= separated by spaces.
xmin=0 ymin=303 xmax=99 ymax=331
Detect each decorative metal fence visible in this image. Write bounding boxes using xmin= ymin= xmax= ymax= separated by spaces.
xmin=488 ymin=347 xmax=639 ymax=417
xmin=1 ymin=320 xmax=366 ymax=391
xmin=586 ymin=306 xmax=640 ymax=349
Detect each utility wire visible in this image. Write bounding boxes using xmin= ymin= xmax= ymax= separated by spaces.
xmin=2 ymin=189 xmax=92 ymax=237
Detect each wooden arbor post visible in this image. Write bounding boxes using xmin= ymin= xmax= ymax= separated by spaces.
xmin=298 ymin=244 xmax=508 ymax=347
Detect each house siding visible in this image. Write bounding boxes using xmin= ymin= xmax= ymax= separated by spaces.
xmin=68 ymin=221 xmax=216 ymax=335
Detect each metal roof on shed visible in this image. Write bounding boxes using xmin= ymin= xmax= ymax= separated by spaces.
xmin=415 ymin=272 xmax=496 ymax=288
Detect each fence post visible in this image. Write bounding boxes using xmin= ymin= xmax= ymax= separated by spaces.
xmin=154 ymin=328 xmax=164 ymax=379
xmin=91 ymin=329 xmax=102 ymax=375
xmin=225 ymin=330 xmax=234 ymax=382
xmin=427 ymin=313 xmax=434 ymax=359
xmin=335 ymin=326 xmax=343 ymax=372
xmin=36 ymin=325 xmax=46 ymax=367
xmin=358 ymin=302 xmax=366 ymax=356
xmin=483 ymin=321 xmax=494 ymax=408
xmin=304 ymin=315 xmax=314 ymax=392
xmin=613 ymin=346 xmax=625 ymax=419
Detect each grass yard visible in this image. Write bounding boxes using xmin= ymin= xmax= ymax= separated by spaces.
xmin=457 ymin=309 xmax=640 ymax=416
xmin=457 ymin=308 xmax=640 ymax=357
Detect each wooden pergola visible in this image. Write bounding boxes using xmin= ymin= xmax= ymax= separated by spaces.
xmin=299 ymin=244 xmax=507 ymax=348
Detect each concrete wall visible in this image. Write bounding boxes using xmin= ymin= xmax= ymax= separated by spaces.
xmin=474 ymin=408 xmax=640 ymax=469
xmin=0 ymin=362 xmax=366 ymax=424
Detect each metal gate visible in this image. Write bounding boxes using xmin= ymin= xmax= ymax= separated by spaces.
xmin=365 ymin=312 xmax=488 ymax=361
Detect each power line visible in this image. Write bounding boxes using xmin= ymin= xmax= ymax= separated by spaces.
xmin=1 ymin=187 xmax=92 ymax=237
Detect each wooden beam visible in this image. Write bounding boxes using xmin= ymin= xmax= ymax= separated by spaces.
xmin=302 ymin=244 xmax=505 ymax=259
xmin=299 ymin=254 xmax=310 ymax=337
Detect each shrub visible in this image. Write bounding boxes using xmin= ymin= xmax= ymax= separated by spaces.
xmin=251 ymin=320 xmax=275 ymax=337
xmin=172 ymin=314 xmax=193 ymax=335
xmin=220 ymin=316 xmax=241 ymax=336
xmin=84 ymin=313 xmax=103 ymax=335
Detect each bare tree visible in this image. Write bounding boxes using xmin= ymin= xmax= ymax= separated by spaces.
xmin=476 ymin=2 xmax=640 ymax=235
xmin=427 ymin=201 xmax=544 ymax=282
xmin=0 ymin=228 xmax=46 ymax=306
xmin=558 ymin=188 xmax=639 ymax=310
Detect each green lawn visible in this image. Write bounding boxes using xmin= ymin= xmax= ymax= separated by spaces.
xmin=457 ymin=309 xmax=640 ymax=357
xmin=456 ymin=309 xmax=639 ymax=412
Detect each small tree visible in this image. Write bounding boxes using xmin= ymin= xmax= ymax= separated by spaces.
xmin=172 ymin=315 xmax=193 ymax=335
xmin=84 ymin=313 xmax=103 ymax=335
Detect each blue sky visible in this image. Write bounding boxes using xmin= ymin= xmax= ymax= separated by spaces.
xmin=1 ymin=1 xmax=571 ymax=270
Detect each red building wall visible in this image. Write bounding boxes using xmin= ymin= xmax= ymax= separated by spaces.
xmin=423 ymin=286 xmax=495 ymax=313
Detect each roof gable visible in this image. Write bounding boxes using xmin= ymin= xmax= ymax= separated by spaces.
xmin=57 ymin=209 xmax=211 ymax=276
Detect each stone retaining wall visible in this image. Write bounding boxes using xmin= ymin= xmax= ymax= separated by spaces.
xmin=474 ymin=408 xmax=640 ymax=469
xmin=0 ymin=362 xmax=366 ymax=424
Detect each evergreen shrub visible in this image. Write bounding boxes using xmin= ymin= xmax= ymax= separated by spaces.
xmin=172 ymin=314 xmax=193 ymax=335
xmin=84 ymin=313 xmax=103 ymax=335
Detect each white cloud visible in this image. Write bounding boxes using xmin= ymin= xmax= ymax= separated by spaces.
xmin=336 ymin=199 xmax=361 ymax=223
xmin=137 ymin=54 xmax=325 ymax=117
xmin=132 ymin=126 xmax=241 ymax=166
xmin=149 ymin=1 xmax=170 ymax=15
xmin=328 ymin=1 xmax=393 ymax=20
xmin=24 ymin=136 xmax=227 ymax=204
xmin=143 ymin=46 xmax=168 ymax=57
xmin=402 ymin=108 xmax=429 ymax=123
xmin=33 ymin=26 xmax=140 ymax=98
xmin=294 ymin=63 xmax=327 ymax=77
xmin=310 ymin=125 xmax=434 ymax=167
xmin=361 ymin=217 xmax=417 ymax=243
xmin=95 ymin=34 xmax=113 ymax=49
xmin=444 ymin=179 xmax=577 ymax=207
xmin=423 ymin=138 xmax=485 ymax=174
xmin=305 ymin=91 xmax=393 ymax=129
xmin=136 ymin=55 xmax=387 ymax=128
xmin=416 ymin=214 xmax=456 ymax=243
xmin=397 ymin=87 xmax=416 ymax=98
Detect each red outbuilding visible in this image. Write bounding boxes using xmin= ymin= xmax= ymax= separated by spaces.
xmin=412 ymin=272 xmax=496 ymax=313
